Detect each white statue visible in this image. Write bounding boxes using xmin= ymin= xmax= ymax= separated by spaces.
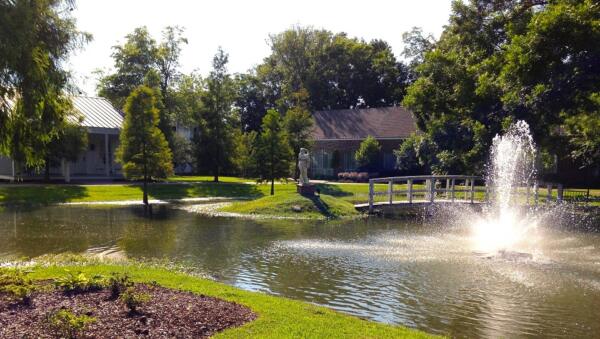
xmin=298 ymin=148 xmax=310 ymax=185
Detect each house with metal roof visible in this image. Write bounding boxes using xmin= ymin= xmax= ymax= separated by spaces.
xmin=310 ymin=106 xmax=418 ymax=178
xmin=0 ymin=96 xmax=124 ymax=182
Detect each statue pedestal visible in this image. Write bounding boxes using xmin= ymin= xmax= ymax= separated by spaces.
xmin=297 ymin=184 xmax=316 ymax=197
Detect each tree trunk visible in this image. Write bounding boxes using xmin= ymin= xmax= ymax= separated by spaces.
xmin=143 ymin=175 xmax=148 ymax=206
xmin=271 ymin=178 xmax=275 ymax=195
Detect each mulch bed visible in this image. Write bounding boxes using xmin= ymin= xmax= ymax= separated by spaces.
xmin=0 ymin=283 xmax=256 ymax=338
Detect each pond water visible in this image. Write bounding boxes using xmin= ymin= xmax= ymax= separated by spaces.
xmin=1 ymin=205 xmax=600 ymax=338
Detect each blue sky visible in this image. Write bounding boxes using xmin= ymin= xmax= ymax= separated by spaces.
xmin=68 ymin=0 xmax=453 ymax=95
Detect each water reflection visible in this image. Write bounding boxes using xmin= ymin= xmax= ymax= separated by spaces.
xmin=0 ymin=205 xmax=599 ymax=338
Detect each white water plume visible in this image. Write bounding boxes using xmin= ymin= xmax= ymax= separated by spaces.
xmin=471 ymin=121 xmax=540 ymax=254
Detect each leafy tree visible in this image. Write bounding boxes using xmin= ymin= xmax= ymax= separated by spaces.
xmin=284 ymin=90 xmax=314 ymax=178
xmin=232 ymin=130 xmax=258 ymax=178
xmin=256 ymin=26 xmax=409 ymax=111
xmin=98 ymin=26 xmax=187 ymax=146
xmin=499 ymin=0 xmax=600 ymax=170
xmin=98 ymin=27 xmax=157 ymax=109
xmin=0 ymin=0 xmax=90 ymax=169
xmin=402 ymin=0 xmax=536 ymax=174
xmin=116 ymin=86 xmax=173 ymax=205
xmin=194 ymin=47 xmax=237 ymax=182
xmin=355 ymin=136 xmax=381 ymax=171
xmin=234 ymin=72 xmax=272 ymax=132
xmin=255 ymin=109 xmax=292 ymax=195
xmin=45 ymin=115 xmax=88 ymax=181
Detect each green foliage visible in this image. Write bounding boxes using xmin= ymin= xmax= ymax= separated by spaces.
xmin=255 ymin=26 xmax=409 ymax=111
xmin=116 ymin=86 xmax=173 ymax=204
xmin=46 ymin=308 xmax=96 ymax=339
xmin=403 ymin=0 xmax=600 ymax=175
xmin=355 ymin=136 xmax=381 ymax=171
xmin=98 ymin=26 xmax=187 ymax=146
xmin=107 ymin=273 xmax=133 ymax=299
xmin=233 ymin=130 xmax=258 ymax=177
xmin=254 ymin=109 xmax=293 ymax=195
xmin=54 ymin=270 xmax=105 ymax=293
xmin=194 ymin=47 xmax=237 ymax=181
xmin=0 ymin=0 xmax=90 ymax=167
xmin=284 ymin=101 xmax=314 ymax=177
xmin=0 ymin=268 xmax=35 ymax=305
xmin=119 ymin=287 xmax=151 ymax=314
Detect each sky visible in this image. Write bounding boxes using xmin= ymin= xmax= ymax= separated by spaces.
xmin=68 ymin=0 xmax=454 ymax=96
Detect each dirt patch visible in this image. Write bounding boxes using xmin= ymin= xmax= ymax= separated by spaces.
xmin=0 ymin=284 xmax=256 ymax=338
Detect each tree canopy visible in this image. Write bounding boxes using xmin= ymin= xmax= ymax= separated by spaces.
xmin=402 ymin=0 xmax=600 ymax=175
xmin=0 ymin=0 xmax=90 ymax=169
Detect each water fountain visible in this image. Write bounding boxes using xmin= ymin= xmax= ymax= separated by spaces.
xmin=470 ymin=120 xmax=540 ymax=258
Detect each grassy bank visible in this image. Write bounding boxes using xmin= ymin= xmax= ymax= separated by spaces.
xmin=220 ymin=190 xmax=360 ymax=219
xmin=1 ymin=179 xmax=597 ymax=208
xmin=25 ymin=264 xmax=433 ymax=338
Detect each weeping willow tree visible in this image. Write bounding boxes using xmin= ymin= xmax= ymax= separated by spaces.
xmin=0 ymin=0 xmax=90 ymax=173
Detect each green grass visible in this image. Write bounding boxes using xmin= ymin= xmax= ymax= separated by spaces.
xmin=221 ymin=190 xmax=360 ymax=219
xmin=25 ymin=264 xmax=433 ymax=338
xmin=1 ymin=179 xmax=597 ymax=207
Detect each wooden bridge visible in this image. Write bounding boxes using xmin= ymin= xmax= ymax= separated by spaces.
xmin=355 ymin=175 xmax=565 ymax=214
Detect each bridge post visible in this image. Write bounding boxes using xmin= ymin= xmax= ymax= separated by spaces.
xmin=557 ymin=184 xmax=563 ymax=203
xmin=470 ymin=178 xmax=475 ymax=203
xmin=429 ymin=179 xmax=435 ymax=203
xmin=445 ymin=179 xmax=450 ymax=199
xmin=407 ymin=179 xmax=413 ymax=204
xmin=526 ymin=183 xmax=531 ymax=206
xmin=546 ymin=184 xmax=552 ymax=203
xmin=451 ymin=179 xmax=455 ymax=202
xmin=534 ymin=182 xmax=539 ymax=206
xmin=368 ymin=180 xmax=374 ymax=213
xmin=388 ymin=180 xmax=393 ymax=205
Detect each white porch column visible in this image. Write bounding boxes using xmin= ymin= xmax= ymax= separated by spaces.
xmin=104 ymin=133 xmax=110 ymax=177
xmin=61 ymin=158 xmax=71 ymax=183
xmin=10 ymin=159 xmax=15 ymax=183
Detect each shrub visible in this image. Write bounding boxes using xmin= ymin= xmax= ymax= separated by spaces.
xmin=355 ymin=136 xmax=381 ymax=171
xmin=55 ymin=270 xmax=105 ymax=293
xmin=107 ymin=273 xmax=133 ymax=299
xmin=0 ymin=268 xmax=35 ymax=305
xmin=119 ymin=287 xmax=151 ymax=314
xmin=47 ymin=308 xmax=95 ymax=339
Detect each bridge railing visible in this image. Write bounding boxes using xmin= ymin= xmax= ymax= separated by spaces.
xmin=368 ymin=175 xmax=485 ymax=213
xmin=366 ymin=175 xmax=566 ymax=213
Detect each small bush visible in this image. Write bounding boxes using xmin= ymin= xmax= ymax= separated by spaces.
xmin=0 ymin=268 xmax=35 ymax=305
xmin=47 ymin=308 xmax=96 ymax=339
xmin=119 ymin=287 xmax=151 ymax=314
xmin=55 ymin=270 xmax=105 ymax=293
xmin=107 ymin=273 xmax=133 ymax=299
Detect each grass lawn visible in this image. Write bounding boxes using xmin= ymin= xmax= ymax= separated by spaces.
xmin=25 ymin=264 xmax=434 ymax=339
xmin=1 ymin=179 xmax=597 ymax=208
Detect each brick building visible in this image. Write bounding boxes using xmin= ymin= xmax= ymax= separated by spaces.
xmin=310 ymin=106 xmax=417 ymax=178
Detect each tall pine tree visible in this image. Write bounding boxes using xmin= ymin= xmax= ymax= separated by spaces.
xmin=116 ymin=86 xmax=173 ymax=205
xmin=255 ymin=109 xmax=292 ymax=195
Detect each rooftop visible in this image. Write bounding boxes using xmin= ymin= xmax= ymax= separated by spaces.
xmin=311 ymin=106 xmax=417 ymax=140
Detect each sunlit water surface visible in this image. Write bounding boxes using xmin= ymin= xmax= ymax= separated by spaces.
xmin=1 ymin=205 xmax=600 ymax=338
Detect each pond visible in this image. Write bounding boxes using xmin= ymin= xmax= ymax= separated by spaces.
xmin=1 ymin=204 xmax=600 ymax=338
